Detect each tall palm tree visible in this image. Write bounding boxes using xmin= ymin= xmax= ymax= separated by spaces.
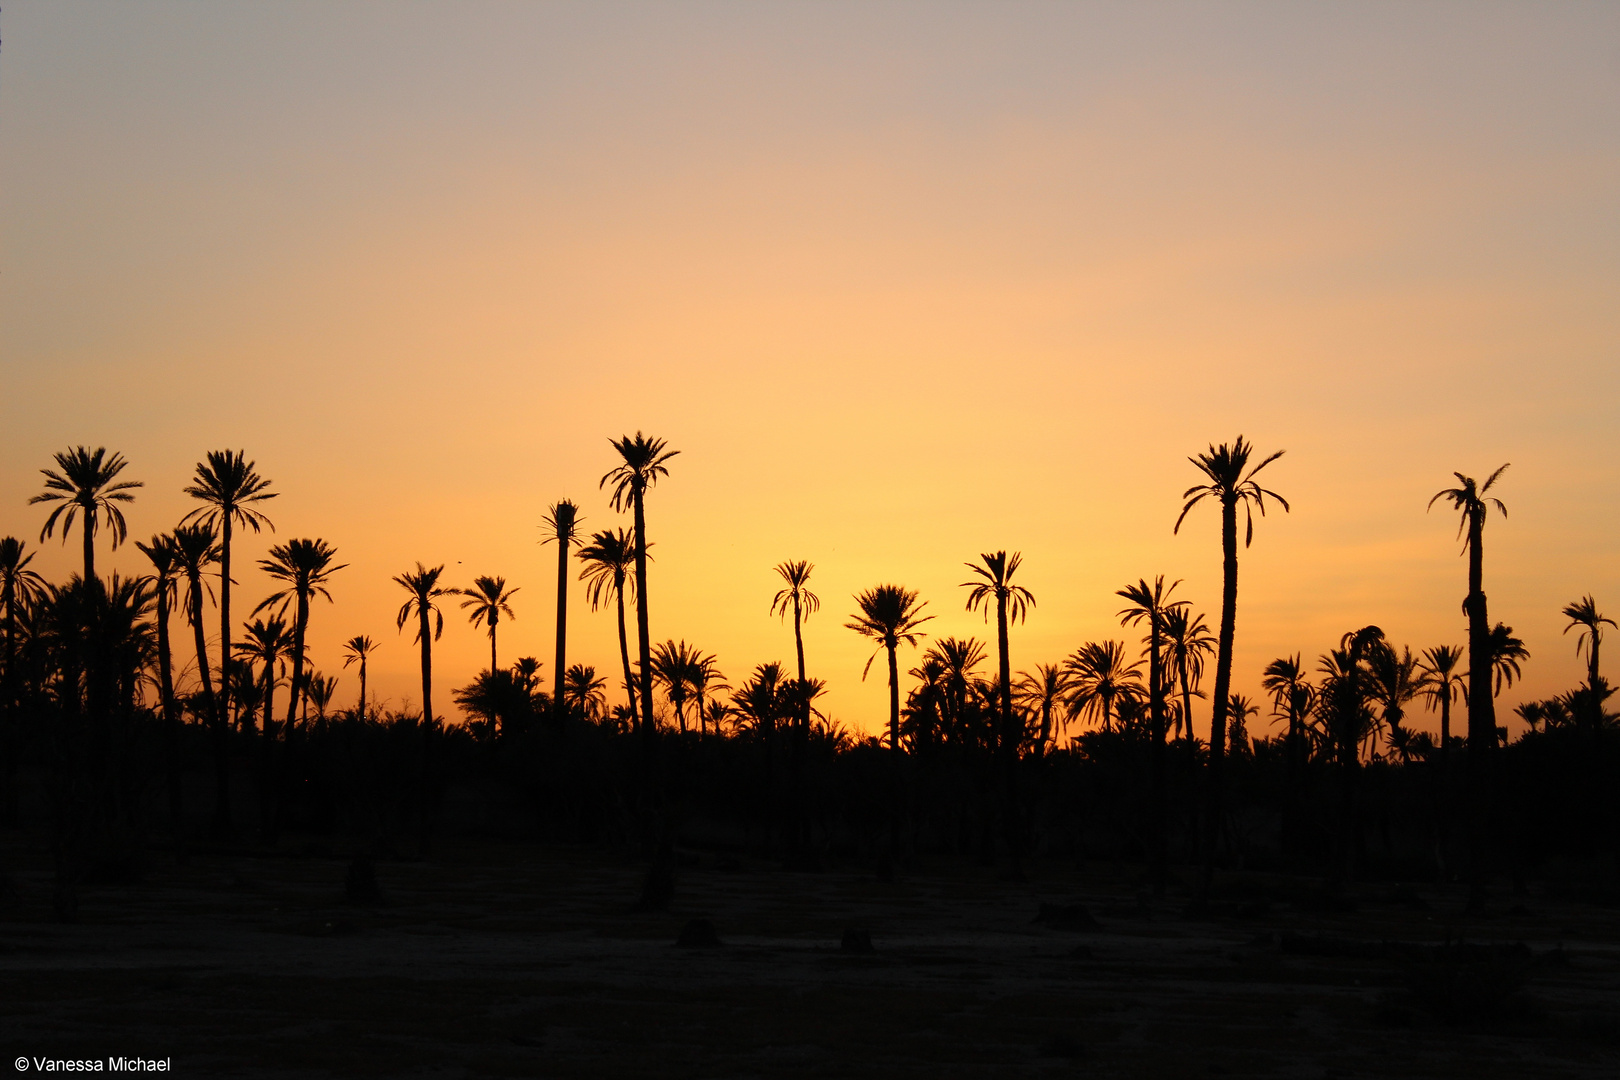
xmin=341 ymin=635 xmax=379 ymax=719
xmin=962 ymin=552 xmax=1035 ymax=756
xmin=456 ymin=575 xmax=518 ymax=677
xmin=171 ymin=522 xmax=226 ymax=832
xmin=847 ymin=585 xmax=933 ymax=755
xmin=542 ymin=500 xmax=581 ymax=721
xmin=1117 ymin=575 xmax=1188 ymax=895
xmin=1062 ymin=641 xmax=1144 ymax=733
xmin=1562 ymin=595 xmax=1614 ymax=703
xmin=182 ymin=451 xmax=277 ymax=736
xmin=255 ymin=539 xmax=346 ymax=732
xmin=1175 ymin=436 xmax=1287 ymax=886
xmin=1419 ymin=644 xmax=1465 ymax=762
xmin=577 ymin=528 xmax=640 ymax=732
xmin=394 ymin=563 xmax=449 ymax=723
xmin=1162 ymin=607 xmax=1216 ymax=741
xmin=30 ymin=446 xmax=143 ymax=582
xmin=772 ymin=559 xmax=820 ymax=697
xmin=601 ymin=434 xmax=679 ymax=744
xmin=134 ymin=535 xmax=181 ymax=725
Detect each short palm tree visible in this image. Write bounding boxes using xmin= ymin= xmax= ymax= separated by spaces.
xmin=456 ymin=575 xmax=518 ymax=676
xmin=30 ymin=446 xmax=143 ymax=582
xmin=600 ymin=433 xmax=679 ymax=743
xmin=255 ymin=539 xmax=346 ymax=732
xmin=772 ymin=559 xmax=820 ymax=699
xmin=1117 ymin=575 xmax=1188 ymax=894
xmin=1014 ymin=663 xmax=1069 ymax=754
xmin=394 ymin=563 xmax=449 ymax=723
xmin=1366 ymin=642 xmax=1430 ymax=756
xmin=1419 ymin=644 xmax=1465 ymax=760
xmin=1261 ymin=655 xmax=1313 ymax=766
xmin=1 ymin=538 xmax=48 ymax=709
xmin=1562 ymin=595 xmax=1614 ymax=696
xmin=341 ymin=635 xmax=379 ymax=719
xmin=134 ymin=535 xmax=181 ymax=725
xmin=1175 ymin=436 xmax=1287 ymax=886
xmin=577 ymin=528 xmax=640 ymax=732
xmin=305 ymin=673 xmax=338 ymax=722
xmin=1062 ymin=641 xmax=1144 ymax=732
xmin=650 ymin=639 xmax=702 ymax=733
xmin=236 ymin=617 xmax=292 ymax=738
xmin=1486 ymin=623 xmax=1530 ymax=697
xmin=1162 ymin=606 xmax=1216 ymax=741
xmin=542 ymin=500 xmax=582 ymax=721
xmin=688 ymin=650 xmax=728 ymax=738
xmin=1226 ymin=693 xmax=1259 ymax=755
xmin=563 ymin=663 xmax=609 ymax=722
xmin=171 ymin=523 xmax=226 ymax=832
xmin=847 ymin=585 xmax=933 ymax=754
xmin=182 ymin=451 xmax=277 ymax=736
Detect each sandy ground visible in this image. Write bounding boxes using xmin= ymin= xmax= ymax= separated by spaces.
xmin=2 ymin=836 xmax=1618 ymax=1079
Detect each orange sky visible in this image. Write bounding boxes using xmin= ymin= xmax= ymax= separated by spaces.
xmin=2 ymin=2 xmax=1617 ymax=740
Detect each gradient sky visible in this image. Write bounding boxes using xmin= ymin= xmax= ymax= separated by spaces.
xmin=3 ymin=2 xmax=1617 ymax=740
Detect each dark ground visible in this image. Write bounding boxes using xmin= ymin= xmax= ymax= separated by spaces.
xmin=2 ymin=835 xmax=1618 ymax=1079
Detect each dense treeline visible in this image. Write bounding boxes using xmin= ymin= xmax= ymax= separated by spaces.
xmin=1 ymin=438 xmax=1614 ymax=921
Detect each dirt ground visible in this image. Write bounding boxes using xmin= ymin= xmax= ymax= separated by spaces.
xmin=2 ymin=835 xmax=1618 ymax=1079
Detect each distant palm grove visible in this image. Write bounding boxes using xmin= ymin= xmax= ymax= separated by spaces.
xmin=3 ymin=436 xmax=1614 ymax=918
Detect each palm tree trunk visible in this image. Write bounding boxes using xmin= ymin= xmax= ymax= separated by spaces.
xmin=1202 ymin=496 xmax=1239 ymax=893
xmin=419 ymin=609 xmax=433 ymax=724
xmin=1464 ymin=514 xmax=1494 ymax=905
xmin=1149 ymin=620 xmax=1166 ymax=896
xmin=996 ymin=594 xmax=1023 ymax=877
xmin=1179 ymin=670 xmax=1194 ymax=743
xmin=886 ymin=641 xmax=901 ymax=872
xmin=790 ymin=597 xmax=808 ymax=861
xmin=554 ymin=532 xmax=569 ymax=721
xmin=490 ymin=623 xmax=498 ymax=678
xmin=632 ymin=488 xmax=654 ymax=739
xmin=189 ymin=579 xmax=228 ymax=836
xmin=356 ymin=659 xmax=367 ymax=718
xmin=81 ymin=506 xmax=96 ymax=582
xmin=219 ymin=515 xmax=233 ymax=733
xmin=615 ymin=579 xmax=637 ymax=732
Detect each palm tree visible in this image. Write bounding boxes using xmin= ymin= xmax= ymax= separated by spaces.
xmin=133 ymin=535 xmax=181 ymax=726
xmin=171 ymin=522 xmax=227 ymax=832
xmin=2 ymin=538 xmax=48 ymax=707
xmin=1366 ymin=643 xmax=1431 ymax=757
xmin=577 ymin=528 xmax=640 ymax=732
xmin=305 ymin=673 xmax=338 ymax=722
xmin=341 ymin=635 xmax=379 ymax=719
xmin=1118 ymin=576 xmax=1188 ymax=894
xmin=255 ymin=539 xmax=346 ymax=733
xmin=1419 ymin=645 xmax=1465 ymax=763
xmin=1486 ymin=623 xmax=1530 ymax=697
xmin=1162 ymin=607 xmax=1216 ymax=741
xmin=1316 ymin=625 xmax=1384 ymax=886
xmin=650 ymin=639 xmax=702 ymax=733
xmin=456 ymin=576 xmax=518 ymax=677
xmin=600 ymin=433 xmax=679 ymax=744
xmin=563 ymin=664 xmax=609 ymax=722
xmin=1015 ymin=664 xmax=1069 ymax=754
xmin=30 ymin=447 xmax=143 ymax=582
xmin=1562 ymin=596 xmax=1613 ymax=714
xmin=1226 ymin=694 xmax=1259 ymax=755
xmin=1175 ymin=436 xmax=1287 ymax=887
xmin=182 ymin=451 xmax=277 ymax=737
xmin=847 ymin=585 xmax=933 ymax=754
xmin=394 ymin=563 xmax=449 ymax=724
xmin=1062 ymin=641 xmax=1144 ymax=732
xmin=688 ymin=651 xmax=728 ymax=738
xmin=962 ymin=552 xmax=1035 ymax=754
xmin=542 ymin=500 xmax=582 ymax=722
xmin=1262 ymin=654 xmax=1313 ymax=862
xmin=236 ymin=617 xmax=292 ymax=739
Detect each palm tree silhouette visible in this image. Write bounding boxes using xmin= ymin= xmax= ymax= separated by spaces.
xmin=255 ymin=539 xmax=346 ymax=732
xmin=341 ymin=635 xmax=379 ymax=719
xmin=563 ymin=664 xmax=608 ymax=722
xmin=578 ymin=528 xmax=641 ymax=732
xmin=305 ymin=672 xmax=338 ymax=722
xmin=962 ymin=552 xmax=1035 ymax=756
xmin=1562 ymin=595 xmax=1614 ymax=710
xmin=171 ymin=522 xmax=227 ymax=832
xmin=134 ymin=535 xmax=181 ymax=726
xmin=773 ymin=560 xmax=819 ymax=856
xmin=29 ymin=447 xmax=143 ymax=582
xmin=236 ymin=616 xmax=293 ymax=739
xmin=182 ymin=451 xmax=277 ymax=740
xmin=650 ymin=639 xmax=701 ymax=733
xmin=1175 ymin=436 xmax=1287 ymax=886
xmin=1062 ymin=641 xmax=1144 ymax=733
xmin=542 ymin=500 xmax=582 ymax=722
xmin=1486 ymin=623 xmax=1530 ymax=697
xmin=456 ymin=576 xmax=518 ymax=677
xmin=1162 ymin=607 xmax=1216 ymax=741
xmin=1419 ymin=644 xmax=1464 ymax=762
xmin=688 ymin=650 xmax=727 ymax=739
xmin=1118 ymin=576 xmax=1188 ymax=894
xmin=2 ymin=538 xmax=47 ymax=710
xmin=600 ymin=433 xmax=679 ymax=744
xmin=1226 ymin=694 xmax=1259 ymax=755
xmin=1014 ymin=664 xmax=1069 ymax=754
xmin=1366 ymin=642 xmax=1430 ymax=755
xmin=394 ymin=563 xmax=449 ymax=724
xmin=1262 ymin=654 xmax=1314 ymax=861
xmin=847 ymin=585 xmax=933 ymax=754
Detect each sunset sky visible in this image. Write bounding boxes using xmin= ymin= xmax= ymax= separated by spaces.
xmin=2 ymin=2 xmax=1616 ymax=740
